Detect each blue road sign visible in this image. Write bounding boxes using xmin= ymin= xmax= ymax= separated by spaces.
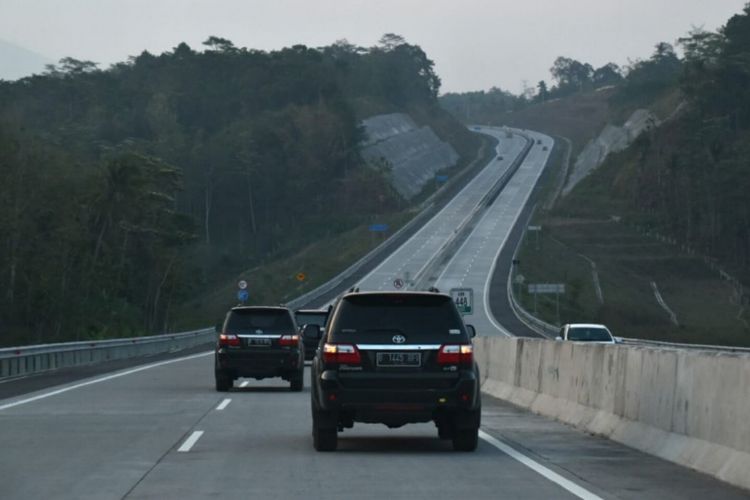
xmin=237 ymin=289 xmax=249 ymax=303
xmin=435 ymin=175 xmax=449 ymax=183
xmin=368 ymin=224 xmax=389 ymax=232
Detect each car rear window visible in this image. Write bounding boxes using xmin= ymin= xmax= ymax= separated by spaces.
xmin=295 ymin=311 xmax=327 ymax=327
xmin=226 ymin=309 xmax=295 ymax=334
xmin=567 ymin=327 xmax=612 ymax=342
xmin=329 ymin=294 xmax=467 ymax=343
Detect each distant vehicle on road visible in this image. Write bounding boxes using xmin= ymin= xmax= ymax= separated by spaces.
xmin=215 ymin=306 xmax=304 ymax=391
xmin=556 ymin=323 xmax=616 ymax=344
xmin=497 ymin=155 xmax=504 ymax=161
xmin=295 ymin=308 xmax=329 ymax=360
xmin=310 ymin=291 xmax=481 ymax=452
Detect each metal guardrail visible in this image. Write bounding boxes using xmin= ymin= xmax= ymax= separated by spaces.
xmin=0 ymin=328 xmax=213 ymax=379
xmin=618 ymin=337 xmax=750 ymax=354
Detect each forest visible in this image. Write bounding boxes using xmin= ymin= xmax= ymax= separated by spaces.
xmin=0 ymin=35 xmax=472 ymax=346
xmin=442 ymin=5 xmax=750 ymax=284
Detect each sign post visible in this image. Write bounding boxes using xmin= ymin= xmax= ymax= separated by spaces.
xmin=527 ymin=283 xmax=565 ymax=324
xmin=450 ymin=288 xmax=474 ymax=316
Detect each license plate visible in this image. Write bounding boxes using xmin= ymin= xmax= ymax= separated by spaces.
xmin=376 ymin=352 xmax=421 ymax=367
xmin=246 ymin=337 xmax=272 ymax=347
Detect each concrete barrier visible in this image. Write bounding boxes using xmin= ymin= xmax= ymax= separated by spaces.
xmin=475 ymin=336 xmax=750 ymax=491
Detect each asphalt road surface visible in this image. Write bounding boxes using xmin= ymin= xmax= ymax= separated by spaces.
xmin=1 ymin=353 xmax=746 ymax=499
xmin=354 ymin=133 xmax=527 ymax=292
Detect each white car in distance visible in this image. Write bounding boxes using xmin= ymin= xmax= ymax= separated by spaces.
xmin=556 ymin=323 xmax=617 ymax=344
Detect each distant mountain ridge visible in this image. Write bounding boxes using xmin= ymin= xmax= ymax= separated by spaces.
xmin=0 ymin=38 xmax=53 ymax=80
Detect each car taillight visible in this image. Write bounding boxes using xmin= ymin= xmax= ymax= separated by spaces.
xmin=437 ymin=344 xmax=473 ymax=365
xmin=322 ymin=343 xmax=361 ymax=365
xmin=279 ymin=334 xmax=300 ymax=347
xmin=219 ymin=333 xmax=240 ymax=347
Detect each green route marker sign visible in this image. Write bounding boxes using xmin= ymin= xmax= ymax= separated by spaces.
xmin=450 ymin=287 xmax=474 ymax=316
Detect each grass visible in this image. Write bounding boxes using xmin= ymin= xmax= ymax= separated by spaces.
xmin=515 ymin=151 xmax=750 ymax=347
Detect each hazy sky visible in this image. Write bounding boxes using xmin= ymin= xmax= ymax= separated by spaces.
xmin=1 ymin=0 xmax=747 ymax=93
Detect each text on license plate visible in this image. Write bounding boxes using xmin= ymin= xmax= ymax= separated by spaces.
xmin=377 ymin=352 xmax=421 ymax=367
xmin=247 ymin=338 xmax=272 ymax=346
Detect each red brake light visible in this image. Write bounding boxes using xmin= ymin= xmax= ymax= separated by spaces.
xmin=219 ymin=333 xmax=240 ymax=347
xmin=323 ymin=343 xmax=361 ymax=365
xmin=279 ymin=334 xmax=300 ymax=347
xmin=437 ymin=344 xmax=473 ymax=365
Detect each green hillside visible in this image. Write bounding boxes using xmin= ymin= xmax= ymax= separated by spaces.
xmin=0 ymin=36 xmax=480 ymax=346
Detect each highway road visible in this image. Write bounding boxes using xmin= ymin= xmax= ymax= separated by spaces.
xmin=354 ymin=133 xmax=527 ymax=292
xmin=1 ymin=127 xmax=748 ymax=499
xmin=434 ymin=127 xmax=552 ymax=337
xmin=1 ymin=353 xmax=746 ymax=499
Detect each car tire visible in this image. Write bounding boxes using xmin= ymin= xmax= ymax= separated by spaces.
xmin=452 ymin=426 xmax=479 ymax=451
xmin=312 ymin=407 xmax=337 ymax=451
xmin=290 ymin=370 xmax=304 ymax=392
xmin=215 ymin=371 xmax=232 ymax=392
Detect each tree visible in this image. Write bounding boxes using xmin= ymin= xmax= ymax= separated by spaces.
xmin=592 ymin=63 xmax=623 ymax=87
xmin=550 ymin=56 xmax=593 ymax=93
xmin=536 ymin=80 xmax=549 ymax=102
xmin=202 ymin=36 xmax=237 ymax=53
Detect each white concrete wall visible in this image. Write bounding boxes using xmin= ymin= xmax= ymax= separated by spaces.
xmin=475 ymin=337 xmax=750 ymax=491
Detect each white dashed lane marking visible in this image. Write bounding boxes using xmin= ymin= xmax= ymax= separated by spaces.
xmin=177 ymin=431 xmax=204 ymax=453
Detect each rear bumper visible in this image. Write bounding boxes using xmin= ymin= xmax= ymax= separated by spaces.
xmin=216 ymin=348 xmax=302 ymax=378
xmin=315 ymin=369 xmax=480 ymax=417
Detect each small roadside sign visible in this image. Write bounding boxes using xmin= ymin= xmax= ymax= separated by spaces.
xmin=296 ymin=273 xmax=306 ymax=282
xmin=528 ymin=283 xmax=565 ymax=294
xmin=369 ymin=224 xmax=389 ymax=232
xmin=393 ymin=278 xmax=405 ymax=289
xmin=238 ymin=280 xmax=248 ymax=290
xmin=450 ymin=288 xmax=474 ymax=315
xmin=237 ymin=289 xmax=249 ymax=303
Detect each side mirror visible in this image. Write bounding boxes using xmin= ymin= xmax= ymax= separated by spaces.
xmin=466 ymin=325 xmax=476 ymax=338
xmin=555 ymin=336 xmax=563 ymax=341
xmin=302 ymin=324 xmax=322 ymax=340
xmin=614 ymin=337 xmax=623 ymax=344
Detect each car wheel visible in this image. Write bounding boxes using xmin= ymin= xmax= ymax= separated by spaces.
xmin=290 ymin=370 xmax=304 ymax=392
xmin=312 ymin=407 xmax=337 ymax=451
xmin=215 ymin=371 xmax=232 ymax=392
xmin=452 ymin=426 xmax=479 ymax=451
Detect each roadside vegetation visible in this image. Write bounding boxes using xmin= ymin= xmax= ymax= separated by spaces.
xmin=0 ymin=35 xmax=480 ymax=346
xmin=444 ymin=5 xmax=750 ymax=346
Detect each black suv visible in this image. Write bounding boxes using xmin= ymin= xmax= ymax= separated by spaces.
xmin=215 ymin=306 xmax=304 ymax=392
xmin=310 ymin=292 xmax=481 ymax=452
xmin=295 ymin=308 xmax=329 ymax=360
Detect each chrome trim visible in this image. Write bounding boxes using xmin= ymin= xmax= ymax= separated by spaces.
xmin=356 ymin=344 xmax=441 ymax=351
xmin=237 ymin=334 xmax=283 ymax=339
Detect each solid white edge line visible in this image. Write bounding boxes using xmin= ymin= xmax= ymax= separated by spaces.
xmin=216 ymin=398 xmax=232 ymax=411
xmin=0 ymin=351 xmax=213 ymax=411
xmin=478 ymin=430 xmax=603 ymax=500
xmin=177 ymin=430 xmax=204 ymax=452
